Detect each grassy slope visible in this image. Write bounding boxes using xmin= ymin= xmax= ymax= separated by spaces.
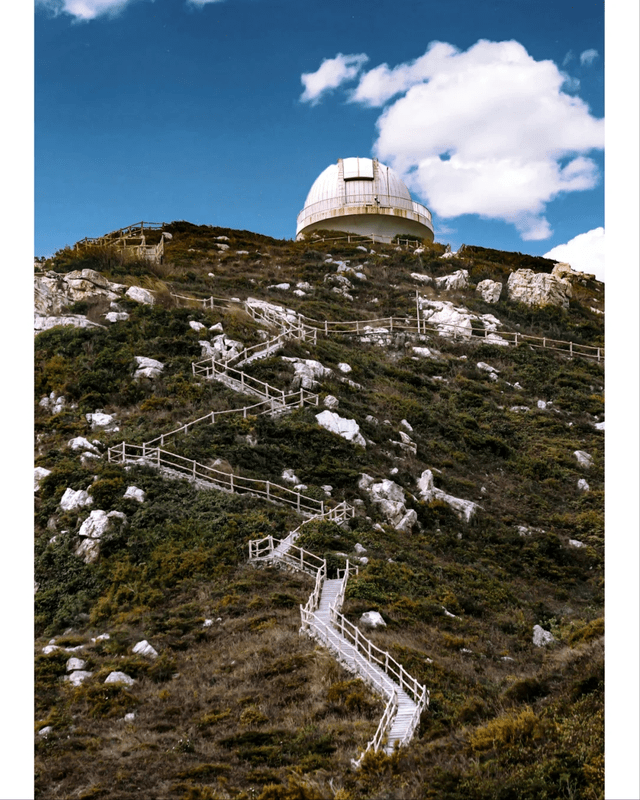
xmin=35 ymin=224 xmax=604 ymax=800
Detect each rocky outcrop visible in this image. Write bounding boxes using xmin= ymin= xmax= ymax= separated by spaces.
xmin=125 ymin=286 xmax=155 ymax=305
xmin=34 ymin=269 xmax=123 ymax=315
xmin=34 ymin=467 xmax=52 ymax=492
xmin=532 ymin=625 xmax=555 ymax=647
xmin=59 ymin=488 xmax=93 ymax=512
xmin=416 ymin=469 xmax=479 ymax=523
xmin=358 ymin=474 xmax=417 ymax=532
xmin=434 ymin=269 xmax=469 ymax=292
xmin=475 ymin=279 xmax=502 ymax=303
xmin=316 ymin=411 xmax=366 ymax=447
xmin=75 ymin=510 xmax=127 ymax=563
xmin=506 ymin=269 xmax=572 ymax=309
xmin=419 ymin=299 xmax=506 ymax=344
xmin=551 ymin=262 xmax=596 ymax=283
xmin=283 ymin=358 xmax=332 ymax=391
xmin=134 ymin=356 xmax=164 ymax=380
xmin=360 ymin=611 xmax=386 ymax=629
xmin=574 ymin=450 xmax=594 ymax=468
xmin=34 ymin=314 xmax=104 ymax=334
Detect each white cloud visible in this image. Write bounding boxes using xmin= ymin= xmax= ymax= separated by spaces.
xmin=187 ymin=0 xmax=224 ymax=5
xmin=580 ymin=49 xmax=599 ymax=66
xmin=562 ymin=50 xmax=574 ymax=67
xmin=300 ymin=53 xmax=369 ymax=106
xmin=345 ymin=40 xmax=603 ymax=240
xmin=36 ymin=0 xmax=141 ymax=20
xmin=544 ymin=227 xmax=605 ymax=282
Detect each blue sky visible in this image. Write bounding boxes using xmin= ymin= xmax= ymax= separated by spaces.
xmin=35 ymin=0 xmax=606 ymax=277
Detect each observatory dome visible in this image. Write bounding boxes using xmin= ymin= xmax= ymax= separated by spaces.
xmin=296 ymin=157 xmax=434 ymax=243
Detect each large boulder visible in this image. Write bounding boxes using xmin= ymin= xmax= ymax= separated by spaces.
xmin=316 ymin=411 xmax=366 ymax=446
xmin=282 ymin=358 xmax=332 ymax=391
xmin=125 ymin=286 xmax=155 ymax=305
xmin=532 ymin=625 xmax=555 ymax=647
xmin=434 ymin=269 xmax=469 ymax=292
xmin=34 ymin=269 xmax=121 ymax=315
xmin=34 ymin=467 xmax=52 ymax=492
xmin=506 ymin=269 xmax=572 ymax=308
xmin=134 ymin=356 xmax=164 ymax=380
xmin=59 ymin=488 xmax=93 ymax=512
xmin=476 ymin=279 xmax=502 ymax=303
xmin=419 ymin=299 xmax=506 ymax=344
xmin=360 ymin=611 xmax=386 ymax=629
xmin=417 ymin=469 xmax=479 ymax=523
xmin=34 ymin=314 xmax=103 ymax=334
xmin=359 ymin=475 xmax=416 ymax=532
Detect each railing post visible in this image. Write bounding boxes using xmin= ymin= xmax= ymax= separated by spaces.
xmin=399 ymin=663 xmax=404 ymax=690
xmin=385 ymin=652 xmax=389 ymax=672
xmin=266 ymin=481 xmax=270 ymax=501
xmin=192 ymin=460 xmax=196 ymax=478
xmin=390 ymin=317 xmax=393 ymax=332
xmin=156 ymin=449 xmax=160 ymax=468
xmin=324 ymin=320 xmax=328 ymax=335
xmin=230 ymin=474 xmax=234 ymax=492
xmin=543 ymin=337 xmax=546 ymax=348
xmin=514 ymin=332 xmax=518 ymax=346
xmin=597 ymin=348 xmax=601 ymax=363
xmin=300 ymin=387 xmax=304 ymax=407
xmin=569 ymin=341 xmax=573 ymax=356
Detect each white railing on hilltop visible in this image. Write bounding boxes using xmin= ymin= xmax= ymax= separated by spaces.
xmin=108 ymin=442 xmax=324 ymax=516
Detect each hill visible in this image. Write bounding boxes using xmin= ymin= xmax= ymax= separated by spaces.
xmin=34 ymin=223 xmax=604 ymax=800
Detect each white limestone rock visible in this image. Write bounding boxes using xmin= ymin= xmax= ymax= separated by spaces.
xmin=91 ymin=633 xmax=110 ymax=642
xmin=59 ymin=488 xmax=93 ymax=512
xmin=35 ymin=314 xmax=103 ymax=334
xmin=574 ymin=450 xmax=594 ymax=468
xmin=416 ymin=469 xmax=479 ymax=523
xmin=283 ymin=358 xmax=332 ymax=391
xmin=367 ymin=479 xmax=413 ymax=529
xmin=75 ymin=538 xmax=100 ymax=564
xmin=337 ymin=362 xmax=352 ymax=374
xmin=86 ymin=412 xmax=116 ymax=430
xmin=412 ymin=346 xmax=435 ymax=358
xmin=568 ymin=539 xmax=586 ymax=548
xmin=434 ymin=269 xmax=469 ymax=292
xmin=124 ymin=713 xmax=136 ymax=722
xmin=209 ymin=322 xmax=224 ymax=333
xmin=79 ymin=509 xmax=127 ymax=539
xmin=411 ymin=272 xmax=433 ymax=284
xmin=537 ymin=400 xmax=548 ymax=409
xmin=316 ymin=410 xmax=365 ymax=447
xmin=476 ymin=279 xmax=503 ymax=303
xmin=293 ymin=289 xmax=306 ymax=297
xmin=105 ymin=311 xmax=130 ymax=323
xmin=269 ymin=283 xmax=291 ymax=291
xmin=125 ymin=286 xmax=155 ymax=305
xmin=104 ymin=671 xmax=135 ymax=686
xmin=360 ymin=611 xmax=386 ymax=629
xmin=477 ymin=362 xmax=499 ymax=377
xmin=34 ymin=467 xmax=52 ymax=492
xmin=507 ymin=269 xmax=572 ymax=309
xmin=354 ymin=543 xmax=367 ymax=555
xmin=281 ymin=469 xmax=300 ymax=485
xmin=296 ymin=282 xmax=312 ymax=291
xmin=132 ymin=640 xmax=158 ymax=658
xmin=577 ymin=478 xmax=590 ymax=492
xmin=124 ymin=485 xmax=146 ymax=503
xmin=323 ymin=394 xmax=339 ymax=409
xmin=532 ymin=625 xmax=555 ymax=647
xmin=400 ymin=419 xmax=413 ymax=432
xmin=134 ymin=356 xmax=164 ymax=380
xmin=38 ymin=726 xmax=54 ymax=737
xmin=189 ymin=320 xmax=206 ymax=332
xmin=67 ymin=657 xmax=87 ymax=671
xmin=68 ymin=436 xmax=100 ymax=454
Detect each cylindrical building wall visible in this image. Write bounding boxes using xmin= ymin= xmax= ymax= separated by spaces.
xmin=296 ymin=158 xmax=434 ymax=243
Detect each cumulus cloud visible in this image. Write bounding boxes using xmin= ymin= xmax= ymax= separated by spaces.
xmin=580 ymin=49 xmax=599 ymax=66
xmin=544 ymin=227 xmax=605 ymax=282
xmin=36 ymin=0 xmax=142 ymax=20
xmin=300 ymin=53 xmax=369 ymax=105
xmin=344 ymin=40 xmax=603 ymax=240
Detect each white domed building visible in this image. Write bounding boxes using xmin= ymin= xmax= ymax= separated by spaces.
xmin=296 ymin=157 xmax=434 ymax=244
